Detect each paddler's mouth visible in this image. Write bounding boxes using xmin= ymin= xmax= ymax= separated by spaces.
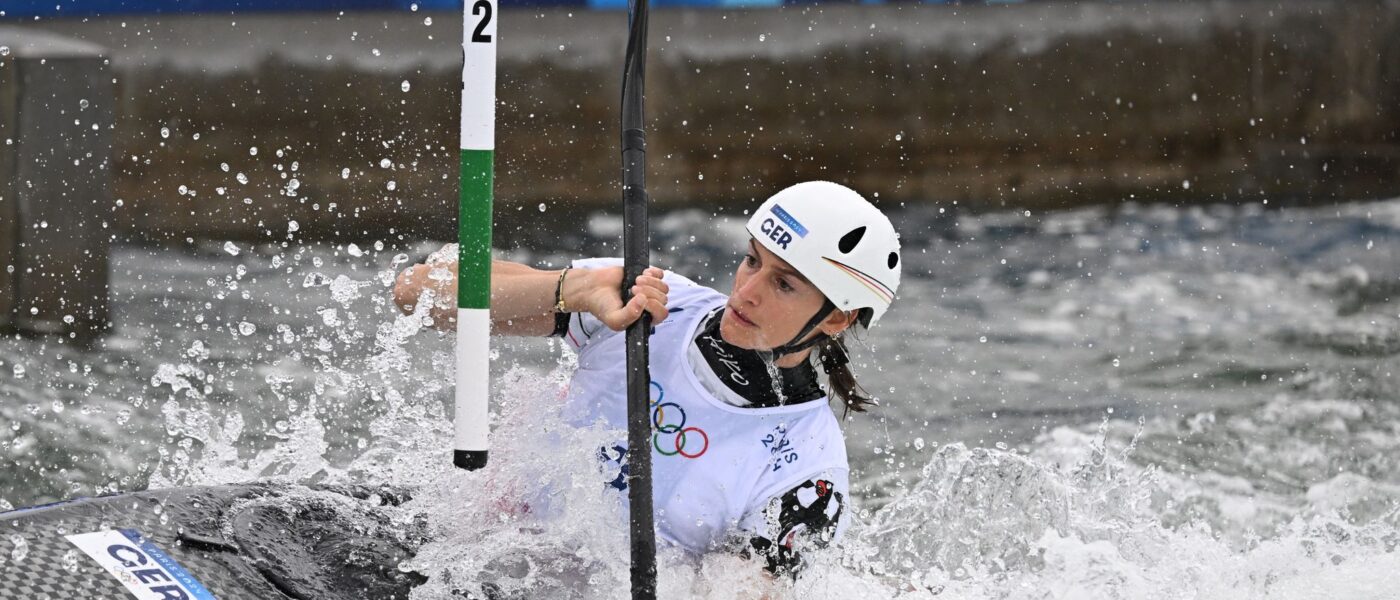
xmin=727 ymin=305 xmax=757 ymax=328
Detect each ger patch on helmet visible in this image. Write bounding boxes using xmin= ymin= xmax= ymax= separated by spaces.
xmin=769 ymin=205 xmax=808 ymax=238
xmin=758 ymin=205 xmax=809 ymax=250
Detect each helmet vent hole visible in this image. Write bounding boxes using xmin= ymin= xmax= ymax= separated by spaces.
xmin=838 ymin=227 xmax=866 ymax=253
xmin=888 ymin=252 xmax=899 ymax=269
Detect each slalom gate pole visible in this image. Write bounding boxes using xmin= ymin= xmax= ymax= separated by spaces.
xmin=455 ymin=0 xmax=497 ymax=471
xmin=620 ymin=0 xmax=657 ymax=596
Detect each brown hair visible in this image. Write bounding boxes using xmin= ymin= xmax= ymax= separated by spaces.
xmin=815 ymin=320 xmax=876 ymax=418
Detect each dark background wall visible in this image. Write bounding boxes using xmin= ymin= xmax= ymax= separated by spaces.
xmin=15 ymin=0 xmax=1400 ymax=243
xmin=0 ymin=0 xmax=977 ymax=18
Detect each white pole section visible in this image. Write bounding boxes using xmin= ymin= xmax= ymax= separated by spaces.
xmin=456 ymin=0 xmax=496 ymax=471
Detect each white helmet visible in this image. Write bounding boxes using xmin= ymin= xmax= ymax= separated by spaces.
xmin=745 ymin=181 xmax=901 ymax=331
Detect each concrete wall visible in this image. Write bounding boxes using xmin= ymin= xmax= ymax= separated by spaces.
xmin=23 ymin=0 xmax=1400 ymax=242
xmin=0 ymin=28 xmax=114 ymax=339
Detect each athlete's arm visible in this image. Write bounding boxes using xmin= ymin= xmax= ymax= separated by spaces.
xmin=393 ymin=258 xmax=670 ymax=335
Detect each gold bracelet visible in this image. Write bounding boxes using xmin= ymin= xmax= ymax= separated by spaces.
xmin=554 ymin=267 xmax=572 ymax=313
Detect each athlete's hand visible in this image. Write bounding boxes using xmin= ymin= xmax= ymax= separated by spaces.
xmin=579 ymin=266 xmax=670 ymax=331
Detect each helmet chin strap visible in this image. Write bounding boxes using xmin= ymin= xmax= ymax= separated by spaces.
xmin=767 ymin=299 xmax=837 ymax=360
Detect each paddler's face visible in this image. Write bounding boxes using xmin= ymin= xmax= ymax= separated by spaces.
xmin=720 ymin=239 xmax=830 ymax=350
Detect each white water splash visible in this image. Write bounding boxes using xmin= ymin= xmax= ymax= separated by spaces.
xmin=18 ymin=197 xmax=1392 ymax=597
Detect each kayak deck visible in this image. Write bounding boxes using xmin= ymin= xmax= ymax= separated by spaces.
xmin=0 ymin=483 xmax=424 ymax=600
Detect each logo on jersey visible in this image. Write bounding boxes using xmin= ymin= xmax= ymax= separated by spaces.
xmin=603 ymin=381 xmax=711 ymax=490
xmin=761 ymin=423 xmax=800 ymax=473
xmin=748 ymin=478 xmax=844 ymax=575
xmin=650 ymin=381 xmax=709 ymax=458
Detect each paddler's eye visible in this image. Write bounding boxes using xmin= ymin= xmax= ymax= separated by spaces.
xmin=744 ymin=254 xmax=758 ymax=268
xmin=777 ymin=277 xmax=794 ymax=293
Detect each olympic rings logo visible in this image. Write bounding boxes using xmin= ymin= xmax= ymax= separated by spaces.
xmin=649 ymin=382 xmax=709 ymax=459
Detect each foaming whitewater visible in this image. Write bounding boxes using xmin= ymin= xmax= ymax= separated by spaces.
xmin=2 ymin=198 xmax=1398 ymax=596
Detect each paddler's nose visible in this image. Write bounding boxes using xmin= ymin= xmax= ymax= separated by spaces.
xmin=732 ymin=270 xmax=765 ymax=308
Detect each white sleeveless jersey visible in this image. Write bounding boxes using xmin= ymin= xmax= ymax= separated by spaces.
xmin=561 ymin=258 xmax=850 ymax=554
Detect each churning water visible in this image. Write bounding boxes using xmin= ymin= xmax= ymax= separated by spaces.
xmin=2 ymin=198 xmax=1398 ymax=598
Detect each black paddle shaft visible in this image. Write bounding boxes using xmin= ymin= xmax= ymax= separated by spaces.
xmin=620 ymin=0 xmax=657 ymax=597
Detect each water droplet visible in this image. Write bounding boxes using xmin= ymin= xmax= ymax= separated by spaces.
xmin=60 ymin=549 xmax=80 ymax=573
xmin=12 ymin=364 xmax=25 ymax=378
xmin=1181 ymin=180 xmax=1191 ymax=190
xmin=10 ymin=535 xmax=28 ymax=562
xmin=79 ymin=99 xmax=89 ymax=109
xmin=178 ymin=185 xmax=188 ymax=195
xmin=913 ymin=437 xmax=925 ymax=450
xmin=538 ymin=203 xmax=547 ymax=212
xmin=423 ymin=16 xmax=433 ymax=25
xmin=160 ymin=127 xmax=170 ymax=138
xmin=371 ymin=48 xmax=381 ymax=57
xmin=249 ymin=146 xmax=258 ymax=156
xmin=224 ymin=241 xmax=241 ymax=256
xmin=978 ymin=336 xmax=987 ymax=343
xmin=400 ymin=80 xmax=411 ymax=92
xmin=1112 ymin=358 xmax=1121 ymax=367
xmin=341 ymin=167 xmax=350 ymax=179
xmin=220 ymin=162 xmax=230 ymax=172
xmin=288 ymin=178 xmax=300 ymax=191
xmin=386 ymin=180 xmax=397 ymax=191
xmin=238 ymin=322 xmax=256 ymax=336
xmin=236 ymin=173 xmax=248 ymax=185
xmin=379 ymin=158 xmax=392 ymax=169
xmin=288 ymin=220 xmax=300 ymax=233
xmin=410 ymin=2 xmax=419 ymax=10
xmin=62 ymin=314 xmax=75 ymax=324
xmin=0 ymin=46 xmax=11 ymax=57
xmin=347 ymin=243 xmax=363 ymax=257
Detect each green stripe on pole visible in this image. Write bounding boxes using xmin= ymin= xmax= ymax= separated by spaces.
xmin=458 ymin=149 xmax=493 ymax=310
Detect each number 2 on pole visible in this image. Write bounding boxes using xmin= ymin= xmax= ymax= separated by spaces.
xmin=455 ymin=0 xmax=496 ymax=470
xmin=472 ymin=0 xmax=493 ymax=43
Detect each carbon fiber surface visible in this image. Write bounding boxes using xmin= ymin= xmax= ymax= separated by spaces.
xmin=0 ymin=484 xmax=421 ymax=599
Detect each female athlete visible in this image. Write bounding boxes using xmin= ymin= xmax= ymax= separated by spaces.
xmin=394 ymin=181 xmax=901 ymax=576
